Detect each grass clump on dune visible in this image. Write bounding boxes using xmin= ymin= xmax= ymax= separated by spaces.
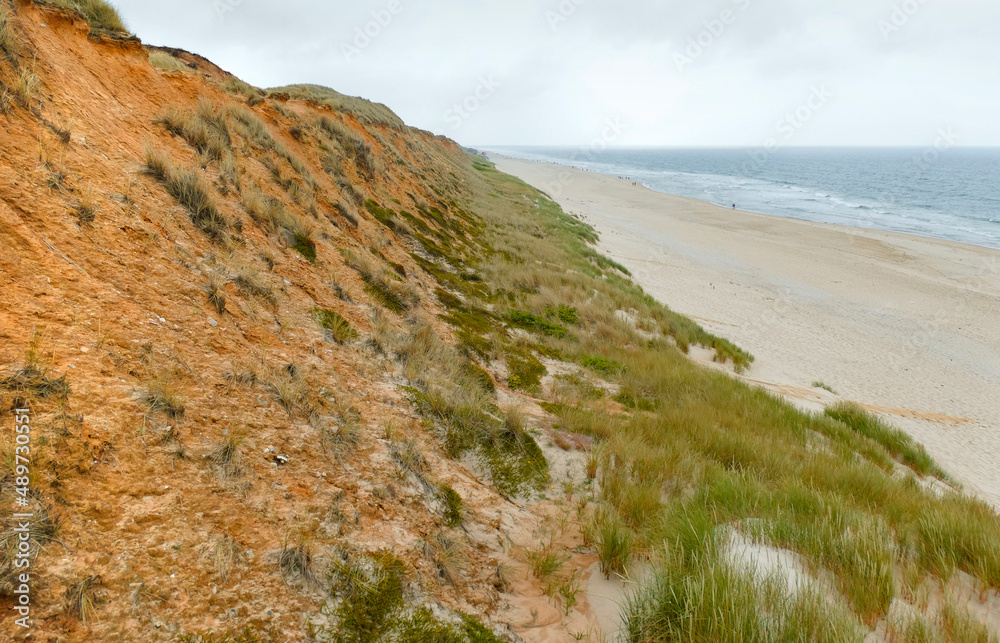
xmin=148 ymin=51 xmax=188 ymax=71
xmin=38 ymin=0 xmax=128 ymax=34
xmin=157 ymin=100 xmax=232 ymax=162
xmin=624 ymin=546 xmax=863 ymax=642
xmin=144 ymin=145 xmax=230 ymax=240
xmin=269 ymin=83 xmax=405 ymax=128
xmin=825 ymin=401 xmax=949 ymax=479
xmin=509 ymin=310 xmax=568 ymax=339
xmin=385 ymin=318 xmax=548 ymax=497
xmin=311 ymin=307 xmax=357 ymax=344
xmin=1 ymin=4 xmax=19 ymax=62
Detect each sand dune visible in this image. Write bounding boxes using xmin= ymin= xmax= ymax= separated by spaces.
xmin=494 ymin=156 xmax=1000 ymax=509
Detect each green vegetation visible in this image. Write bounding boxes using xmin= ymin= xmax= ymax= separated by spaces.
xmin=311 ymin=308 xmax=357 ymax=344
xmin=383 ymin=318 xmax=548 ymax=497
xmin=624 ymin=547 xmax=862 ymax=642
xmin=328 ymin=551 xmax=405 ymax=641
xmin=826 ymin=401 xmax=948 ymax=478
xmin=509 ymin=310 xmax=569 ymax=339
xmin=439 ymin=484 xmax=464 ymax=527
xmin=38 ymin=0 xmax=128 ymax=34
xmin=580 ymin=355 xmax=625 ymax=375
xmin=415 ymin=155 xmax=1000 ymax=637
xmin=591 ymin=510 xmax=632 ymax=578
xmin=813 ymin=380 xmax=837 ymax=394
xmin=342 ymin=249 xmax=416 ymax=314
xmin=268 ymin=83 xmax=405 ymax=128
xmin=505 ymin=349 xmax=546 ymax=392
xmin=313 ymin=549 xmax=503 ymax=642
xmin=314 ymin=551 xmax=498 ymax=641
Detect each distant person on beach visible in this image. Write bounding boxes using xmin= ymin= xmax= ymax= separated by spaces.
xmin=732 ymin=203 xmax=736 ymax=209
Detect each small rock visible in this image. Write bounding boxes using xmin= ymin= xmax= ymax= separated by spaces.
xmin=80 ymin=346 xmax=90 ymax=353
xmin=207 ymin=317 xmax=218 ymax=327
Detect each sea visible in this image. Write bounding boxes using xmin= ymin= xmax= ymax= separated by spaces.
xmin=482 ymin=147 xmax=1000 ymax=251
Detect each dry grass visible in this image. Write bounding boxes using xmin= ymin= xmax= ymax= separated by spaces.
xmin=265 ymin=364 xmax=306 ymax=415
xmin=241 ymin=183 xmax=288 ymax=233
xmin=206 ymin=435 xmax=245 ymax=480
xmin=203 ymin=271 xmax=228 ymax=315
xmin=157 ymin=101 xmax=231 ymax=163
xmin=73 ymin=183 xmax=97 ymax=224
xmin=144 ymin=144 xmax=230 ymax=240
xmin=211 ymin=535 xmax=242 ymax=581
xmin=40 ymin=0 xmax=127 ymax=33
xmin=269 ymin=84 xmax=405 ymax=128
xmin=149 ymin=51 xmax=188 ymax=71
xmin=140 ymin=376 xmax=185 ymax=419
xmin=14 ymin=65 xmax=39 ymax=108
xmin=0 ymin=3 xmax=18 ymax=62
xmin=64 ymin=575 xmax=102 ymax=622
xmin=277 ymin=540 xmax=317 ymax=587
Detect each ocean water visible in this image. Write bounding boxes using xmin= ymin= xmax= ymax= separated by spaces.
xmin=484 ymin=147 xmax=1000 ymax=250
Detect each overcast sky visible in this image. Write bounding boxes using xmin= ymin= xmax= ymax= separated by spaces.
xmin=114 ymin=0 xmax=1000 ymax=147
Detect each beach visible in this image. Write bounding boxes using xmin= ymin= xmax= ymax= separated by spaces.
xmin=493 ymin=156 xmax=1000 ymax=509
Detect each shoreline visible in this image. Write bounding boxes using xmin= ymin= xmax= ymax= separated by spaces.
xmin=490 ymin=154 xmax=1000 ymax=510
xmin=482 ymin=151 xmax=1000 ymax=253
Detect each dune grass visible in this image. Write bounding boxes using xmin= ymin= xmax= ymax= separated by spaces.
xmin=418 ymin=155 xmax=1000 ymax=636
xmin=825 ymin=401 xmax=949 ymax=479
xmin=38 ymin=0 xmax=127 ymax=34
xmin=311 ymin=308 xmax=357 ymax=344
xmin=144 ymin=145 xmax=230 ymax=240
xmin=0 ymin=4 xmax=18 ymax=62
xmin=268 ymin=83 xmax=405 ymax=128
xmin=148 ymin=51 xmax=188 ymax=71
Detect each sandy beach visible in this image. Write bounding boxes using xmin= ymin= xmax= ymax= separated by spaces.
xmin=493 ymin=156 xmax=1000 ymax=510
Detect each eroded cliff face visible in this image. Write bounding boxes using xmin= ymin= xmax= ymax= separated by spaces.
xmin=0 ymin=2 xmax=598 ymax=640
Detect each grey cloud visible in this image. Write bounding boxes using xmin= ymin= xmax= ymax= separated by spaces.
xmin=114 ymin=0 xmax=1000 ymax=146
